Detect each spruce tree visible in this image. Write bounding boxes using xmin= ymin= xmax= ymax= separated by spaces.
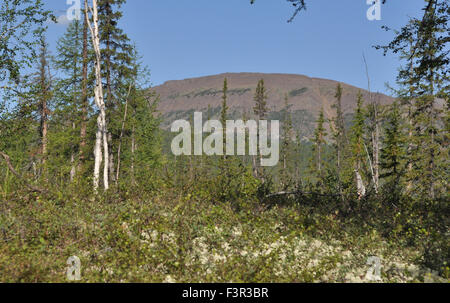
xmin=332 ymin=84 xmax=347 ymax=164
xmin=377 ymin=0 xmax=449 ymax=199
xmin=253 ymin=79 xmax=268 ymax=120
xmin=98 ymin=0 xmax=134 ymax=183
xmin=253 ymin=79 xmax=269 ymax=179
xmin=220 ymin=78 xmax=228 ymax=159
xmin=27 ymin=37 xmax=53 ymax=177
xmin=380 ymin=101 xmax=406 ymax=188
xmin=331 ymin=83 xmax=348 ymax=198
xmin=98 ymin=0 xmax=133 ymax=105
xmin=311 ymin=108 xmax=327 ymax=179
xmin=53 ymin=19 xmax=90 ymax=181
xmin=350 ymin=92 xmax=366 ymax=198
xmin=280 ymin=94 xmax=293 ymax=188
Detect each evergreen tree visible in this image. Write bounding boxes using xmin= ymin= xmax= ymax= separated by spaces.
xmin=220 ymin=78 xmax=228 ymax=159
xmin=253 ymin=79 xmax=268 ymax=179
xmin=280 ymin=94 xmax=293 ymax=188
xmin=53 ymin=19 xmax=91 ymax=182
xmin=98 ymin=0 xmax=134 ymax=183
xmin=332 ymin=83 xmax=347 ymax=165
xmin=24 ymin=37 xmax=53 ymax=178
xmin=390 ymin=36 xmax=417 ymax=192
xmin=380 ymin=101 xmax=406 ymax=187
xmin=310 ymin=108 xmax=327 ymax=179
xmin=113 ymin=47 xmax=161 ymax=186
xmin=253 ymin=79 xmax=268 ymax=120
xmin=0 ymin=0 xmax=53 ymax=84
xmin=365 ymin=101 xmax=381 ymax=193
xmin=377 ymin=0 xmax=449 ymax=199
xmin=331 ymin=83 xmax=349 ymax=198
xmin=129 ymin=88 xmax=161 ymax=186
xmin=98 ymin=0 xmax=133 ymax=105
xmin=36 ymin=38 xmax=51 ymax=169
xmin=350 ymin=92 xmax=366 ymax=198
xmin=0 ymin=0 xmax=53 ymax=184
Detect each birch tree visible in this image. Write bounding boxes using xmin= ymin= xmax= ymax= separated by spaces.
xmin=98 ymin=0 xmax=133 ymax=184
xmin=85 ymin=0 xmax=109 ymax=191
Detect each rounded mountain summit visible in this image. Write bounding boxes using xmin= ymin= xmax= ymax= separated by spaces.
xmin=153 ymin=73 xmax=394 ymax=139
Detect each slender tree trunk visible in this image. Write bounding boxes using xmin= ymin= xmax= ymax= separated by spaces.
xmin=317 ymin=141 xmax=322 ymax=173
xmin=70 ymin=122 xmax=76 ymax=182
xmin=372 ymin=104 xmax=380 ymax=193
xmin=102 ymin=1 xmax=117 ymax=186
xmin=39 ymin=43 xmax=48 ymax=170
xmin=256 ymin=117 xmax=263 ymax=180
xmin=406 ymin=103 xmax=413 ymax=192
xmin=94 ymin=115 xmax=103 ymax=189
xmin=86 ymin=0 xmax=109 ymax=191
xmin=428 ymin=8 xmax=437 ymax=199
xmin=131 ymin=121 xmax=136 ymax=185
xmin=40 ymin=96 xmax=48 ymax=167
xmin=355 ymin=168 xmax=366 ymax=200
xmin=109 ymin=146 xmax=114 ymax=183
xmin=429 ymin=71 xmax=436 ymax=199
xmin=70 ymin=21 xmax=80 ymax=182
xmin=252 ymin=155 xmax=257 ymax=178
xmin=363 ymin=54 xmax=379 ymax=194
xmin=108 ymin=133 xmax=115 ymax=183
xmin=406 ymin=40 xmax=415 ymax=193
xmin=116 ymin=83 xmax=132 ymax=183
xmin=337 ymin=146 xmax=342 ymax=197
xmin=79 ymin=5 xmax=89 ymax=173
xmin=105 ymin=39 xmax=116 ymax=184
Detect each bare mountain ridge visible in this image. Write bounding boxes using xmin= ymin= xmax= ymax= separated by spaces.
xmin=154 ymin=73 xmax=395 ymax=138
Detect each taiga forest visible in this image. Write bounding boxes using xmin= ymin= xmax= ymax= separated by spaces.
xmin=0 ymin=0 xmax=448 ymax=283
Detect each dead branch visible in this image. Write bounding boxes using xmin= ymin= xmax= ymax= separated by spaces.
xmin=0 ymin=150 xmax=46 ymax=193
xmin=265 ymin=190 xmax=340 ymax=199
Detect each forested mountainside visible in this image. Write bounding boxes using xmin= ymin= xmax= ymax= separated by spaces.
xmin=154 ymin=72 xmax=394 ymax=139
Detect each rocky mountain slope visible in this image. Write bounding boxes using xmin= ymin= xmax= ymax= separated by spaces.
xmin=153 ymin=73 xmax=395 ymax=139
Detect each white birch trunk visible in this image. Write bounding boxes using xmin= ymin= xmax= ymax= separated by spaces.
xmin=355 ymin=169 xmax=366 ymax=200
xmin=94 ymin=115 xmax=102 ymax=189
xmin=85 ymin=0 xmax=109 ymax=191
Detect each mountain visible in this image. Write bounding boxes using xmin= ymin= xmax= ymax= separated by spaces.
xmin=153 ymin=73 xmax=395 ymax=139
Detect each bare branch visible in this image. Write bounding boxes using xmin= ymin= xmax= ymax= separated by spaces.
xmin=0 ymin=150 xmax=46 ymax=193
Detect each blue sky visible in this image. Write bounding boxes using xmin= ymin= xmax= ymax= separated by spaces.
xmin=45 ymin=0 xmax=427 ymax=95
